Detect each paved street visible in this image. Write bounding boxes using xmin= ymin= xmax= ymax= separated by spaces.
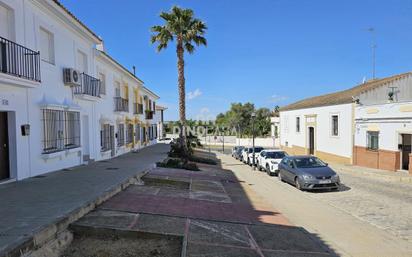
xmin=0 ymin=144 xmax=169 ymax=256
xmin=218 ymin=152 xmax=412 ymax=257
xmin=308 ymin=169 xmax=412 ymax=242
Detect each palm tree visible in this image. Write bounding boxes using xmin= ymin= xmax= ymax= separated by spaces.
xmin=151 ymin=6 xmax=207 ymax=154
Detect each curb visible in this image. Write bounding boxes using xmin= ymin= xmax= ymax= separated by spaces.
xmin=0 ymin=169 xmax=151 ymax=257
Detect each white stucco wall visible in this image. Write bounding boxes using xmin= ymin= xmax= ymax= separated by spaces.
xmin=280 ymin=103 xmax=353 ymax=158
xmin=355 ymin=102 xmax=412 ymax=151
xmin=0 ymin=0 xmax=162 ymax=180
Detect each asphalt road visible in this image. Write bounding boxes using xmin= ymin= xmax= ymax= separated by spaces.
xmin=218 ymin=152 xmax=412 ymax=257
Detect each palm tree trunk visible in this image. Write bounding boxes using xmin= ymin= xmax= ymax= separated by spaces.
xmin=177 ymin=38 xmax=188 ymax=156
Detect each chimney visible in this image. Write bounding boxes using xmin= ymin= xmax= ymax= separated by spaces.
xmin=132 ymin=66 xmax=136 ymax=76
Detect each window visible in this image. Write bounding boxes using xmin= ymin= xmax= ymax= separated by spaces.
xmin=42 ymin=109 xmax=80 ymax=153
xmin=39 ymin=27 xmax=54 ymax=64
xmin=296 ymin=117 xmax=300 ymax=133
xmin=367 ymin=131 xmax=379 ymax=150
xmin=331 ymin=115 xmax=339 ymax=136
xmin=126 ymin=123 xmax=134 ymax=144
xmin=77 ymin=50 xmax=87 ymax=73
xmin=98 ymin=72 xmax=106 ymax=95
xmin=101 ymin=124 xmax=112 ymax=151
xmin=63 ymin=111 xmax=80 ymax=148
xmin=117 ymin=124 xmax=125 ymax=146
xmin=115 ymin=81 xmax=121 ymax=97
xmin=0 ymin=5 xmax=12 ymax=40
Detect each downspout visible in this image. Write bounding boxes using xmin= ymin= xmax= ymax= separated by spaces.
xmin=350 ymin=102 xmax=355 ymax=165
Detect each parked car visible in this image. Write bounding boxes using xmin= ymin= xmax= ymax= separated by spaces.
xmin=240 ymin=147 xmax=252 ymax=163
xmin=257 ymin=150 xmax=287 ymax=175
xmin=278 ymin=156 xmax=340 ymax=191
xmin=232 ymin=146 xmax=244 ymax=158
xmin=158 ymin=137 xmax=172 ymax=144
xmin=233 ymin=146 xmax=245 ymax=160
xmin=247 ymin=147 xmax=264 ymax=166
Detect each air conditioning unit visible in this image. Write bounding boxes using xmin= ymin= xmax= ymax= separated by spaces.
xmin=63 ymin=68 xmax=81 ymax=87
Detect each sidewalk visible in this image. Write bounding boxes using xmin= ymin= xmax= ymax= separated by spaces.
xmin=69 ymin=157 xmax=338 ymax=256
xmin=331 ymin=163 xmax=412 ymax=184
xmin=0 ymin=143 xmax=169 ymax=257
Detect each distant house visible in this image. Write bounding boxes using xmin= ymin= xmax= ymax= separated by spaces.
xmin=278 ymin=72 xmax=411 ymax=168
xmin=354 ymin=72 xmax=412 ymax=174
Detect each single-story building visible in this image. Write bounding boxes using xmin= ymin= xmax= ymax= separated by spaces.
xmin=354 ymin=72 xmax=412 ymax=174
xmin=278 ymin=71 xmax=412 ymax=171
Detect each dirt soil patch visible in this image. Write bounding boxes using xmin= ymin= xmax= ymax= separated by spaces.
xmin=61 ymin=234 xmax=182 ymax=257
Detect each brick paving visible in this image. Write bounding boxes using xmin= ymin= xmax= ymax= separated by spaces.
xmin=72 ymin=163 xmax=337 ymax=257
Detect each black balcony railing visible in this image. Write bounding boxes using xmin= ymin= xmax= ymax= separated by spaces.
xmin=145 ymin=110 xmax=154 ymax=120
xmin=73 ymin=73 xmax=101 ymax=97
xmin=134 ymin=103 xmax=143 ymax=114
xmin=114 ymin=97 xmax=129 ymax=112
xmin=0 ymin=36 xmax=41 ymax=82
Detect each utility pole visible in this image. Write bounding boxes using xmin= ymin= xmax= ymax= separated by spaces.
xmin=367 ymin=27 xmax=377 ymax=79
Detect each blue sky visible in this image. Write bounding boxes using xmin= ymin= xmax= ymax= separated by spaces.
xmin=61 ymin=0 xmax=412 ymax=121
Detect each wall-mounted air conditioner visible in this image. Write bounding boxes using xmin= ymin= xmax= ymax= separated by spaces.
xmin=63 ymin=68 xmax=81 ymax=87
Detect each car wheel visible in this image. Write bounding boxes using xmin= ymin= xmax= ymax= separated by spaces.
xmin=278 ymin=171 xmax=284 ymax=182
xmin=266 ymin=164 xmax=271 ymax=175
xmin=295 ymin=177 xmax=303 ymax=191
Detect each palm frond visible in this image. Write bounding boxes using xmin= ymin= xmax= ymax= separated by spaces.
xmin=184 ymin=42 xmax=195 ymax=54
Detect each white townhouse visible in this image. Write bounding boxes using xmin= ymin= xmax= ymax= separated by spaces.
xmin=278 ymin=73 xmax=411 ymax=166
xmin=354 ymin=72 xmax=412 ymax=174
xmin=0 ymin=0 xmax=163 ymax=182
xmin=94 ymin=49 xmax=160 ymax=161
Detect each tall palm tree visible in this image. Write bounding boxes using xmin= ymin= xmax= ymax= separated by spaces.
xmin=151 ymin=6 xmax=207 ymax=153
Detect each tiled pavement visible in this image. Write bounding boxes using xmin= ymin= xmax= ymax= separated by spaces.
xmin=72 ymin=164 xmax=337 ymax=257
xmin=0 ymin=144 xmax=169 ymax=257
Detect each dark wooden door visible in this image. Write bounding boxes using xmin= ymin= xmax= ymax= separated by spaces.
xmin=402 ymin=134 xmax=411 ymax=170
xmin=309 ymin=127 xmax=315 ymax=155
xmin=110 ymin=125 xmax=115 ymax=157
xmin=0 ymin=112 xmax=10 ymax=180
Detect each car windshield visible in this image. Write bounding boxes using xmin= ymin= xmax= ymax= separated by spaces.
xmin=294 ymin=157 xmax=326 ymax=168
xmin=266 ymin=151 xmax=286 ymax=159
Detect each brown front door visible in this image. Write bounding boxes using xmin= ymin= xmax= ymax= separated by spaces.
xmin=402 ymin=134 xmax=411 ymax=170
xmin=0 ymin=112 xmax=10 ymax=180
xmin=308 ymin=127 xmax=315 ymax=155
xmin=110 ymin=125 xmax=115 ymax=157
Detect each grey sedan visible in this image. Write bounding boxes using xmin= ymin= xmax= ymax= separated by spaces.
xmin=278 ymin=156 xmax=340 ymax=191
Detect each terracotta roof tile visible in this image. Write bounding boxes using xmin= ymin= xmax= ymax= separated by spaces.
xmin=280 ymin=71 xmax=412 ymax=112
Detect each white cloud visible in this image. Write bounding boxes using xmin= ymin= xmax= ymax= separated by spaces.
xmin=187 ymin=88 xmax=202 ymax=100
xmin=270 ymin=94 xmax=288 ymax=103
xmin=200 ymin=107 xmax=210 ymax=114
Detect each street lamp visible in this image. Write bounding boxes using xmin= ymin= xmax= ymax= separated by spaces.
xmin=251 ymin=112 xmax=256 ymax=170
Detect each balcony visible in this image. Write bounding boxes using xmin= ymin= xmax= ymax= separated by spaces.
xmin=0 ymin=36 xmax=41 ymax=83
xmin=73 ymin=73 xmax=101 ymax=98
xmin=145 ymin=110 xmax=154 ymax=120
xmin=133 ymin=103 xmax=143 ymax=114
xmin=114 ymin=97 xmax=129 ymax=112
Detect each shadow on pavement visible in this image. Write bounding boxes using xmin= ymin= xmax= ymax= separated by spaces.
xmin=69 ymin=148 xmax=340 ymax=257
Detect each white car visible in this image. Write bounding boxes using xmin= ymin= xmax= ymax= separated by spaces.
xmin=247 ymin=147 xmax=264 ymax=166
xmin=241 ymin=148 xmax=251 ymax=163
xmin=257 ymin=150 xmax=288 ymax=175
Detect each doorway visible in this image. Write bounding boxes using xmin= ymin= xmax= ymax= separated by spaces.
xmin=0 ymin=112 xmax=10 ymax=180
xmin=308 ymin=127 xmax=315 ymax=155
xmin=110 ymin=125 xmax=115 ymax=157
xmin=401 ymin=134 xmax=411 ymax=170
xmin=82 ymin=115 xmax=90 ymax=162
